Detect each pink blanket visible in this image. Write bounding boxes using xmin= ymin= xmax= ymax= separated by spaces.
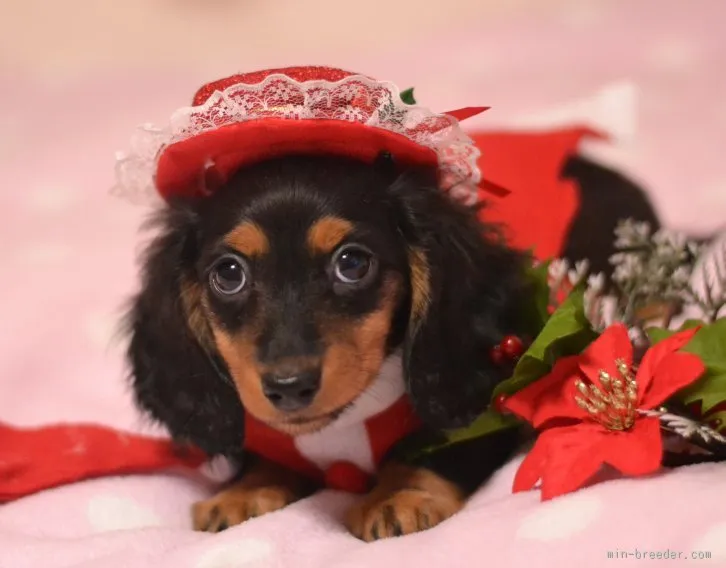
xmin=2 ymin=1 xmax=726 ymax=565
xmin=0 ymin=456 xmax=724 ymax=567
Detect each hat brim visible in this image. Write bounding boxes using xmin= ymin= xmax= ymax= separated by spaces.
xmin=155 ymin=119 xmax=440 ymax=200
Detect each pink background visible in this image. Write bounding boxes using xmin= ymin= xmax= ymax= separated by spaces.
xmin=1 ymin=0 xmax=725 ymax=566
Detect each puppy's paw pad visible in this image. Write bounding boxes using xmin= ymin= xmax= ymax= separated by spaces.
xmin=346 ymin=488 xmax=461 ymax=541
xmin=192 ymin=487 xmax=294 ymax=532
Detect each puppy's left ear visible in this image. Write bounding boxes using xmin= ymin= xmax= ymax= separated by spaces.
xmin=391 ymin=173 xmax=530 ymax=431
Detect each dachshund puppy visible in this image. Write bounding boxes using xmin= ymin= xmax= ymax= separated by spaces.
xmin=125 ymin=152 xmax=659 ymax=540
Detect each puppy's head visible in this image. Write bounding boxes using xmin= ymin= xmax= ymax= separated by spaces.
xmin=126 ymin=154 xmax=527 ymax=452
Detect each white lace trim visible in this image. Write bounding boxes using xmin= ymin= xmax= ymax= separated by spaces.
xmin=111 ymin=74 xmax=482 ymax=206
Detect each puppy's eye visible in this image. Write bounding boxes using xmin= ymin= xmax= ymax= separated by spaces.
xmin=331 ymin=245 xmax=376 ymax=285
xmin=210 ymin=254 xmax=249 ymax=296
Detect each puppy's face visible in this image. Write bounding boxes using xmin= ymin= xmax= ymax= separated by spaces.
xmin=130 ymin=153 xmax=525 ymax=452
xmin=184 ymin=157 xmax=411 ymax=435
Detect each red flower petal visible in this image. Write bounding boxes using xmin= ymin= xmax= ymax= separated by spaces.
xmin=642 ymin=351 xmax=706 ymax=409
xmin=503 ymin=356 xmax=589 ymax=426
xmin=577 ymin=323 xmax=633 ymax=394
xmin=637 ymin=327 xmax=703 ymax=407
xmin=538 ymin=423 xmax=607 ymax=500
xmin=601 ymin=416 xmax=663 ymax=475
xmin=513 ymin=434 xmax=551 ymax=493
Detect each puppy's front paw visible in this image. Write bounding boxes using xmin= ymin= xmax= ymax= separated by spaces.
xmin=193 ymin=485 xmax=295 ymax=532
xmin=192 ymin=457 xmax=315 ymax=532
xmin=346 ymin=487 xmax=462 ymax=541
xmin=345 ymin=463 xmax=464 ymax=541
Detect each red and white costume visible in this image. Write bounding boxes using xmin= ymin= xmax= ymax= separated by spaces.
xmin=244 ymin=354 xmax=421 ymax=493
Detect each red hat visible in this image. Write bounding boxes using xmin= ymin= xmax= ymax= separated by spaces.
xmin=113 ymin=66 xmax=506 ymax=205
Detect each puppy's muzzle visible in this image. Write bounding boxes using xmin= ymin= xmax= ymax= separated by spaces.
xmin=261 ymin=369 xmax=321 ymax=412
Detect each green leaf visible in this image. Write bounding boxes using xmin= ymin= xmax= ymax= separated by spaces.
xmin=677 ymin=369 xmax=726 ymax=414
xmin=407 ymin=410 xmax=521 ymax=458
xmin=666 ymin=319 xmax=726 ymax=411
xmin=653 ymin=318 xmax=726 ymax=372
xmin=680 ymin=319 xmax=707 ymax=330
xmin=400 ymin=87 xmax=416 ymax=105
xmin=648 ymin=317 xmax=726 ymax=412
xmin=681 ymin=319 xmax=726 ymax=372
xmin=493 ymin=285 xmax=599 ymax=399
xmin=646 ymin=327 xmax=674 ymax=344
xmin=646 ymin=319 xmax=705 ymax=344
xmin=442 ymin=411 xmax=521 ymax=445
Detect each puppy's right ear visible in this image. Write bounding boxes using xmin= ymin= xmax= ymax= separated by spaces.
xmin=125 ymin=202 xmax=245 ymax=456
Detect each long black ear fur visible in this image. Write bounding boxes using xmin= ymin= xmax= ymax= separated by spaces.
xmin=124 ymin=204 xmax=245 ymax=456
xmin=391 ymin=175 xmax=530 ymax=431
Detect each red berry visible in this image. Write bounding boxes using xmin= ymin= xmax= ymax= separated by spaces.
xmin=493 ymin=393 xmax=509 ymax=413
xmin=500 ymin=335 xmax=525 ymax=359
xmin=490 ymin=345 xmax=505 ymax=365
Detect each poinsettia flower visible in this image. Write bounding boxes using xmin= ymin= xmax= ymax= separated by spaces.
xmin=502 ymin=323 xmax=705 ymax=500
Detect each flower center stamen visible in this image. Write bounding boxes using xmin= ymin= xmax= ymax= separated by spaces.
xmin=574 ymin=359 xmax=638 ymax=430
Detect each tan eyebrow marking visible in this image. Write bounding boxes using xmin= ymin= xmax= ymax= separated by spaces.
xmin=306 ymin=216 xmax=354 ymax=255
xmin=225 ymin=221 xmax=270 ymax=257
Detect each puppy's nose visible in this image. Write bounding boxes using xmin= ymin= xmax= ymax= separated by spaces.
xmin=261 ymin=370 xmax=321 ymax=412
